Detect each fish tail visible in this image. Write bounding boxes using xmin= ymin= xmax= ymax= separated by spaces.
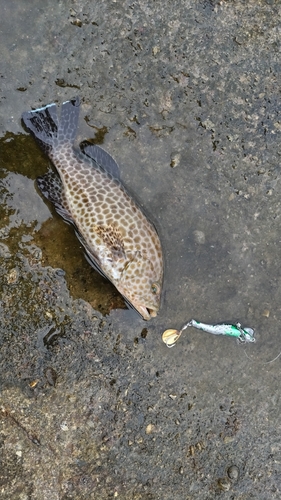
xmin=22 ymin=97 xmax=80 ymax=155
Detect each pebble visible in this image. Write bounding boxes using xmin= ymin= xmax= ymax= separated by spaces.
xmin=6 ymin=268 xmax=19 ymax=284
xmin=227 ymin=465 xmax=239 ymax=481
xmin=145 ymin=424 xmax=155 ymax=435
xmin=170 ymin=152 xmax=181 ymax=168
xmin=217 ymin=477 xmax=231 ymax=491
xmin=193 ymin=230 xmax=205 ymax=244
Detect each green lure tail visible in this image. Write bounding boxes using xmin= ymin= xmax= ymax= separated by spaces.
xmin=182 ymin=319 xmax=255 ymax=343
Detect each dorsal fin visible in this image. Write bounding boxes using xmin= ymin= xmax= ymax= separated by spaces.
xmin=80 ymin=142 xmax=120 ymax=179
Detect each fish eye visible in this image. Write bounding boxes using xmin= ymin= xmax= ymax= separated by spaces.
xmin=151 ymin=282 xmax=160 ymax=294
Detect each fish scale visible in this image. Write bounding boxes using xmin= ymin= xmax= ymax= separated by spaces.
xmin=22 ymin=97 xmax=163 ymax=320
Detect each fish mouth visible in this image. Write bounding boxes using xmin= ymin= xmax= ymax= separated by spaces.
xmin=136 ymin=305 xmax=158 ymax=321
xmin=118 ymin=287 xmax=159 ymax=320
xmin=123 ymin=297 xmax=158 ymax=320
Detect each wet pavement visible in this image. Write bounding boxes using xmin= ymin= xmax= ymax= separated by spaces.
xmin=1 ymin=0 xmax=281 ymax=498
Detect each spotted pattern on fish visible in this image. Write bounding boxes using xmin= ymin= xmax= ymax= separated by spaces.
xmin=22 ymin=97 xmax=163 ymax=320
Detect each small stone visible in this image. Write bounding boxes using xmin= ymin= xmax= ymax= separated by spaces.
xmin=196 ymin=441 xmax=204 ymax=451
xmin=262 ymin=309 xmax=270 ymax=318
xmin=169 ymin=394 xmax=177 ymax=400
xmin=188 ymin=445 xmax=195 ymax=456
xmin=33 ymin=249 xmax=42 ymax=261
xmin=193 ymin=230 xmax=205 ymax=244
xmin=55 ymin=268 xmax=65 ymax=277
xmin=60 ymin=422 xmax=69 ymax=431
xmin=202 ymin=118 xmax=215 ymax=131
xmin=71 ymin=18 xmax=82 ymax=27
xmin=227 ymin=465 xmax=239 ymax=481
xmin=217 ymin=477 xmax=231 ymax=491
xmin=152 ymin=46 xmax=160 ymax=56
xmin=223 ymin=435 xmax=234 ymax=444
xmin=170 ymin=152 xmax=181 ymax=168
xmin=6 ymin=268 xmax=19 ymax=284
xmin=145 ymin=424 xmax=155 ymax=435
xmin=29 ymin=379 xmax=39 ymax=388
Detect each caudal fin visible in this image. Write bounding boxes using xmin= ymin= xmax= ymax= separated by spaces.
xmin=22 ymin=97 xmax=80 ymax=155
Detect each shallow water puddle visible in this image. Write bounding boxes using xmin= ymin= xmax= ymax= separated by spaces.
xmin=0 ymin=132 xmax=126 ymax=315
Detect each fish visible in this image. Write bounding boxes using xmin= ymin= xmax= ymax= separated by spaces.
xmin=22 ymin=97 xmax=163 ymax=320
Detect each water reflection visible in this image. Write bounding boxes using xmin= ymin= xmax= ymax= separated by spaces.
xmin=0 ymin=170 xmax=51 ymax=234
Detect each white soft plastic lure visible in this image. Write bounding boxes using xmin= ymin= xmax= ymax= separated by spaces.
xmin=162 ymin=319 xmax=255 ymax=348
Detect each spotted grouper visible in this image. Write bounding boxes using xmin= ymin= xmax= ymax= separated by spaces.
xmin=22 ymin=97 xmax=163 ymax=320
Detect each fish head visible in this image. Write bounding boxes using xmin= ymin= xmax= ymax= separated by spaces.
xmin=117 ymin=255 xmax=163 ymax=320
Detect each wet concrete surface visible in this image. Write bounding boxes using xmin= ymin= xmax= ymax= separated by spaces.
xmin=1 ymin=0 xmax=281 ymax=498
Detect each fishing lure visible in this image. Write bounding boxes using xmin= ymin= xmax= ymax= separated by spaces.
xmin=162 ymin=319 xmax=255 ymax=348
